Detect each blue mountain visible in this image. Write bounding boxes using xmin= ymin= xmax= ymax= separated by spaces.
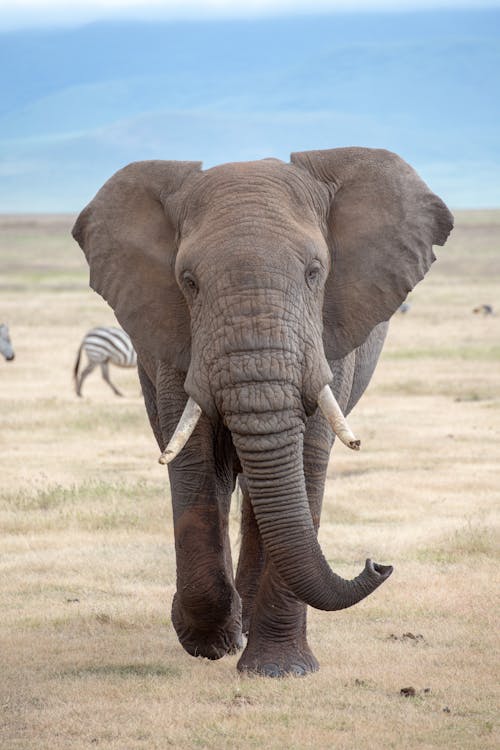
xmin=0 ymin=10 xmax=498 ymax=211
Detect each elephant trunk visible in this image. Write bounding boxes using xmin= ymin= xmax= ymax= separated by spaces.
xmin=181 ymin=277 xmax=392 ymax=610
xmin=225 ymin=394 xmax=392 ymax=612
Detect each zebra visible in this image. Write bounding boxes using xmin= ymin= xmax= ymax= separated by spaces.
xmin=0 ymin=324 xmax=15 ymax=361
xmin=73 ymin=326 xmax=137 ymax=397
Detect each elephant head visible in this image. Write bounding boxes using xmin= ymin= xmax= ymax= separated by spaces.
xmin=73 ymin=148 xmax=453 ymax=613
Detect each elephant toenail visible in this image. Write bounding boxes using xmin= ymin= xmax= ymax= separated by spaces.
xmin=262 ymin=663 xmax=281 ymax=677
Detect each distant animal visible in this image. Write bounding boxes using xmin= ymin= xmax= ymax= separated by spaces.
xmin=398 ymin=302 xmax=411 ymax=314
xmin=73 ymin=326 xmax=137 ymax=397
xmin=0 ymin=324 xmax=15 ymax=361
xmin=473 ymin=304 xmax=494 ymax=316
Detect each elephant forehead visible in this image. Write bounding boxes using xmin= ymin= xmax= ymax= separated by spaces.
xmin=175 ymin=162 xmax=330 ymax=275
xmin=179 ymin=159 xmax=329 ymax=226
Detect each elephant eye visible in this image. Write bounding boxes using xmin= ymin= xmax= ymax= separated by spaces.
xmin=306 ymin=260 xmax=323 ymax=288
xmin=182 ymin=271 xmax=199 ymax=297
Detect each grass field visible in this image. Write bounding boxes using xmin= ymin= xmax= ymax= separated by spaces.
xmin=0 ymin=211 xmax=499 ymax=749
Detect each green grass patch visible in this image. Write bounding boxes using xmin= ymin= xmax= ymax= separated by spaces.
xmin=4 ymin=399 xmax=146 ymax=433
xmin=1 ymin=480 xmax=159 ymax=510
xmin=0 ymin=479 xmax=168 ymax=533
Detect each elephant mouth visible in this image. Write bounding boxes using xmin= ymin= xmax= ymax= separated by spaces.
xmin=158 ymin=384 xmax=360 ymax=465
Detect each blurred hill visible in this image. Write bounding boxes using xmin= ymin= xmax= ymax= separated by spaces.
xmin=0 ymin=9 xmax=499 ymax=211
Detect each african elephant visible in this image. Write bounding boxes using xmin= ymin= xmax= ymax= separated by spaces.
xmin=72 ymin=148 xmax=453 ymax=676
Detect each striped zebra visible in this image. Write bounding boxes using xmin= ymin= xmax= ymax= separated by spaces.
xmin=73 ymin=326 xmax=137 ymax=397
xmin=0 ymin=323 xmax=15 ymax=361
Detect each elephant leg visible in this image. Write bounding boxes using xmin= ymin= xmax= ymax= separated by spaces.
xmin=137 ymin=361 xmax=164 ymax=452
xmin=236 ymin=559 xmax=315 ymax=677
xmin=169 ymin=435 xmax=243 ymax=659
xmin=237 ymin=410 xmax=334 ymax=677
xmin=157 ymin=364 xmax=242 ymax=660
xmin=100 ymin=361 xmax=123 ymax=396
xmin=235 ymin=475 xmax=265 ymax=636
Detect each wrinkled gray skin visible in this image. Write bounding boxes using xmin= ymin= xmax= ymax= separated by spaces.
xmin=0 ymin=324 xmax=15 ymax=361
xmin=73 ymin=148 xmax=453 ymax=677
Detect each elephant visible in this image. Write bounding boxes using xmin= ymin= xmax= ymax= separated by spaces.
xmin=72 ymin=147 xmax=453 ymax=677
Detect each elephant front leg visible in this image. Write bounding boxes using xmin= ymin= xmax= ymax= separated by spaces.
xmin=236 ymin=561 xmax=318 ymax=677
xmin=168 ymin=451 xmax=243 ymax=660
xmin=236 ymin=476 xmax=314 ymax=675
xmin=236 ymin=412 xmax=333 ymax=677
xmin=155 ymin=364 xmax=242 ymax=660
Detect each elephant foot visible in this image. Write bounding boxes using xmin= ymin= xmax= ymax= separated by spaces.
xmin=237 ymin=641 xmax=319 ymax=677
xmin=171 ymin=593 xmax=243 ymax=660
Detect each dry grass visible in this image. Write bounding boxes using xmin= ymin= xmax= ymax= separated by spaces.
xmin=1 ymin=211 xmax=499 ymax=749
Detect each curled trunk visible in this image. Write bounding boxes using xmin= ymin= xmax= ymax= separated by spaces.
xmin=229 ymin=410 xmax=392 ymax=612
xmin=181 ymin=323 xmax=392 ymax=611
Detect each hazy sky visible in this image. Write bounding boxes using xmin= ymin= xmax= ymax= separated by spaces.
xmin=1 ymin=0 xmax=499 ymax=30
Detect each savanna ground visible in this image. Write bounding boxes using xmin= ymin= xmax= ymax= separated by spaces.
xmin=0 ymin=211 xmax=499 ymax=750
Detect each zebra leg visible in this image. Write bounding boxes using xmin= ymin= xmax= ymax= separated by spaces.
xmin=76 ymin=361 xmax=97 ymax=397
xmin=100 ymin=361 xmax=123 ymax=396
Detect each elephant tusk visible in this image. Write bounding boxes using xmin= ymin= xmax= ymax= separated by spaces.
xmin=158 ymin=397 xmax=202 ymax=465
xmin=317 ymin=385 xmax=361 ymax=451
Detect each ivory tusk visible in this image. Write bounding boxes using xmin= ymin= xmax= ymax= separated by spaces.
xmin=317 ymin=385 xmax=361 ymax=451
xmin=158 ymin=397 xmax=202 ymax=465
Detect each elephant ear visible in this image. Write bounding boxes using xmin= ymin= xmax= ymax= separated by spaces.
xmin=290 ymin=148 xmax=453 ymax=360
xmin=72 ymin=160 xmax=202 ymax=371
